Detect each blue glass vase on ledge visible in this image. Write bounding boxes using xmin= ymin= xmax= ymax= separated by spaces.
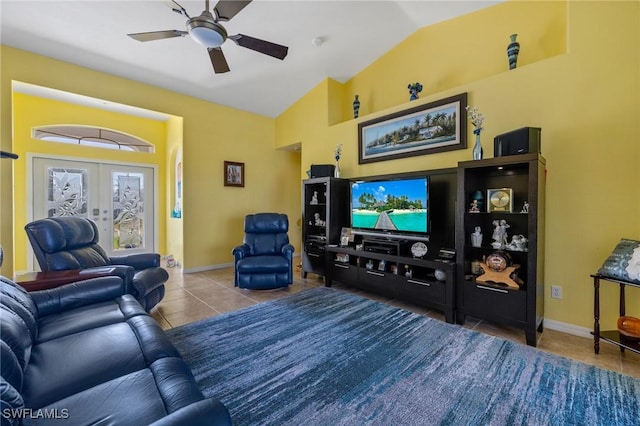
xmin=472 ymin=129 xmax=483 ymax=160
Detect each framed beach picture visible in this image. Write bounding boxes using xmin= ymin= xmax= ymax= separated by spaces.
xmin=358 ymin=93 xmax=467 ymax=164
xmin=224 ymin=161 xmax=244 ymax=187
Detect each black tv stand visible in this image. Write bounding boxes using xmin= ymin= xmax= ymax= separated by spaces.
xmin=325 ymin=245 xmax=456 ymax=323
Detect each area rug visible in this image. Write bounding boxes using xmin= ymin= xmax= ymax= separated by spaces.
xmin=166 ymin=287 xmax=640 ymax=425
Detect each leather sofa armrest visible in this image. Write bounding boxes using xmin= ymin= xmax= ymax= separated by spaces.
xmin=109 ymin=253 xmax=161 ymax=270
xmin=30 ymin=276 xmax=126 ymax=317
xmin=232 ymin=244 xmax=250 ymax=261
xmin=148 ymin=398 xmax=232 ymax=426
xmin=281 ymin=243 xmax=295 ymax=259
xmin=83 ymin=265 xmax=136 ymax=295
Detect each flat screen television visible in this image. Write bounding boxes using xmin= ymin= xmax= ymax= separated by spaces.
xmin=350 ymin=175 xmax=429 ymax=240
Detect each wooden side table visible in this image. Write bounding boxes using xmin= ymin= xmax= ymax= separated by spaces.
xmin=14 ymin=267 xmax=119 ymax=292
xmin=592 ymin=273 xmax=640 ymax=355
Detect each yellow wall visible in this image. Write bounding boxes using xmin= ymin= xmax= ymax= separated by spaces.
xmin=275 ymin=0 xmax=640 ymax=331
xmin=166 ymin=116 xmax=184 ymax=265
xmin=1 ymin=46 xmax=301 ymax=274
xmin=11 ymin=92 xmax=169 ymax=271
xmin=1 ymin=1 xmax=638 ymax=332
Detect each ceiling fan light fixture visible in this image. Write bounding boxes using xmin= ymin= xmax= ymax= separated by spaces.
xmin=187 ymin=16 xmax=227 ymax=48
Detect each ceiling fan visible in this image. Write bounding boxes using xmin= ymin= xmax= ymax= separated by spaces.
xmin=127 ymin=0 xmax=288 ymax=74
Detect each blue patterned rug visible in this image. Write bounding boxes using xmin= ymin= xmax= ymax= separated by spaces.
xmin=166 ymin=287 xmax=640 ymax=425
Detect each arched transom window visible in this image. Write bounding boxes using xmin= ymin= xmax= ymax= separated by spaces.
xmin=32 ymin=125 xmax=154 ymax=153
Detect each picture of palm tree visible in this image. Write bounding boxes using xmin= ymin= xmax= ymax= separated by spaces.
xmin=358 ymin=93 xmax=467 ymax=164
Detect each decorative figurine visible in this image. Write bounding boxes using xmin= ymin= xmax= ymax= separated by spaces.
xmin=404 ymin=264 xmax=412 ymax=278
xmin=471 ymin=226 xmax=483 ymax=247
xmin=334 ymin=143 xmax=342 ymax=178
xmin=469 ymin=199 xmax=480 ymax=213
xmin=407 ymin=82 xmax=423 ymax=101
xmin=314 ymin=213 xmax=325 ymax=227
xmin=507 ymin=234 xmax=528 ymax=251
xmin=521 ymin=201 xmax=529 ymax=213
xmin=472 ymin=190 xmax=484 ymax=211
xmin=491 ymin=219 xmax=510 ymax=249
xmin=310 ymin=191 xmax=318 ymax=205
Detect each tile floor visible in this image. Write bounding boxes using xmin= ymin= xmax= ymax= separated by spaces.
xmin=151 ymin=265 xmax=640 ymax=380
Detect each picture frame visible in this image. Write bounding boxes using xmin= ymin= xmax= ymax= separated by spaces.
xmin=224 ymin=161 xmax=244 ymax=187
xmin=487 ymin=188 xmax=513 ymax=213
xmin=340 ymin=227 xmax=354 ymax=247
xmin=358 ymin=93 xmax=467 ymax=164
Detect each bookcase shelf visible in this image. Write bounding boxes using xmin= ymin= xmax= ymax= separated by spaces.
xmin=455 ymin=153 xmax=546 ymax=347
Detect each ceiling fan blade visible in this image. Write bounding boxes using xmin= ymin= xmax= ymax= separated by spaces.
xmin=229 ymin=34 xmax=288 ymax=60
xmin=128 ymin=30 xmax=188 ymax=42
xmin=213 ymin=0 xmax=252 ymax=22
xmin=208 ymin=47 xmax=230 ymax=73
xmin=170 ymin=0 xmax=191 ymax=19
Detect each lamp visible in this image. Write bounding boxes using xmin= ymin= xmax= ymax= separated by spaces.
xmin=187 ymin=12 xmax=227 ymax=48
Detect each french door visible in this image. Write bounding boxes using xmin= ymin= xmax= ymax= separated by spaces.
xmin=31 ymin=157 xmax=156 ymax=261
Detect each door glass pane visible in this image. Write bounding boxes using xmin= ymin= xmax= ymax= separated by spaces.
xmin=47 ymin=167 xmax=88 ymax=217
xmin=112 ymin=172 xmax=144 ymax=250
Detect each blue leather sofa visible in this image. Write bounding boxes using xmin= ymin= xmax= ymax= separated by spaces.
xmin=0 ymin=275 xmax=231 ymax=426
xmin=25 ymin=216 xmax=167 ymax=312
xmin=232 ymin=213 xmax=294 ymax=289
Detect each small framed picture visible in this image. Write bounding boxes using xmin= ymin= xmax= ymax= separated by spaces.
xmin=224 ymin=161 xmax=244 ymax=187
xmin=340 ymin=227 xmax=353 ymax=247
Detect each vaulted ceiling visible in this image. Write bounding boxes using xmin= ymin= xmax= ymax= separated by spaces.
xmin=1 ymin=1 xmax=500 ymax=117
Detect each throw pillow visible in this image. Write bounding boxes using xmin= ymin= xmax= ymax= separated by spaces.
xmin=598 ymin=238 xmax=640 ymax=284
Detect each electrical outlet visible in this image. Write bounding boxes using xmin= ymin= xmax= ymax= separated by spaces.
xmin=551 ymin=285 xmax=562 ymax=299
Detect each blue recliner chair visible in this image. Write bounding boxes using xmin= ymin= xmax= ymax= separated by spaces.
xmin=24 ymin=216 xmax=167 ymax=312
xmin=232 ymin=213 xmax=294 ymax=289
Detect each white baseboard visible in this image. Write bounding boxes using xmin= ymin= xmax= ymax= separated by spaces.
xmin=183 ymin=253 xmax=301 ymax=274
xmin=182 ymin=262 xmax=234 ymax=274
xmin=543 ymin=318 xmax=592 ymax=339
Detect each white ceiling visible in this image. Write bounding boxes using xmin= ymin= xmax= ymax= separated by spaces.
xmin=0 ymin=0 xmax=501 ymax=118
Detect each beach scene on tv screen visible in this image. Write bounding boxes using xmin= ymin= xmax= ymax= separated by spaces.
xmin=351 ymin=178 xmax=428 ymax=233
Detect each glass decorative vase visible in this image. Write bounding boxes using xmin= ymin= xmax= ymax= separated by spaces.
xmin=473 ymin=133 xmax=483 ymax=160
xmin=352 ymin=95 xmax=360 ymax=119
xmin=507 ymin=33 xmax=520 ymax=70
xmin=334 ymin=162 xmax=340 ymax=178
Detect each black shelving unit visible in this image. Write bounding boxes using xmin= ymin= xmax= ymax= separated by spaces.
xmin=301 ymin=177 xmax=350 ymax=279
xmin=455 ymin=153 xmax=546 ymax=346
xmin=325 ymin=245 xmax=456 ymax=323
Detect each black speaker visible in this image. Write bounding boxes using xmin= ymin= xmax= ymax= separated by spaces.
xmin=310 ymin=164 xmax=335 ymax=178
xmin=494 ymin=127 xmax=541 ymax=157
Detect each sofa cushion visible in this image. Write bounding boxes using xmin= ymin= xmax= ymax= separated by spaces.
xmin=36 ymin=295 xmax=146 ymax=343
xmin=22 ymin=357 xmax=205 ymax=426
xmin=25 ymin=217 xmax=111 ymax=271
xmin=598 ymin=238 xmax=640 ymax=284
xmin=236 ymin=255 xmax=290 ymax=273
xmin=23 ymin=315 xmax=180 ymax=408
